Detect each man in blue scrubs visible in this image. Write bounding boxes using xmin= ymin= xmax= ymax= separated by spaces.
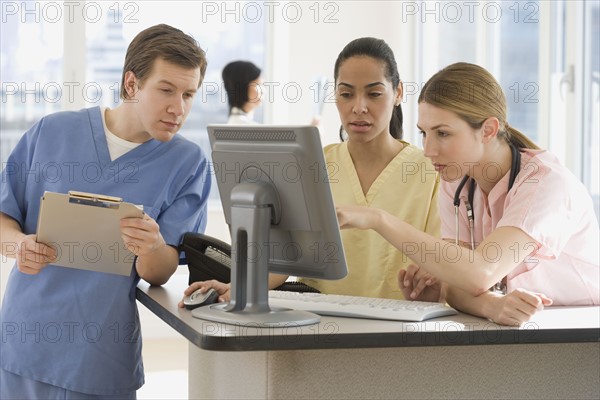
xmin=0 ymin=24 xmax=211 ymax=398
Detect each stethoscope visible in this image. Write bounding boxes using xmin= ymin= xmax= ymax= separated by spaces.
xmin=452 ymin=143 xmax=521 ymax=294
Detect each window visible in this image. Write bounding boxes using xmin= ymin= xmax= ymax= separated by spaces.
xmin=414 ymin=1 xmax=540 ymax=144
xmin=84 ymin=2 xmax=266 ymax=207
xmin=582 ymin=1 xmax=599 ymax=217
xmin=1 ymin=4 xmax=63 ymax=163
xmin=413 ymin=1 xmax=598 ymax=219
xmin=2 ymin=1 xmax=597 ymax=219
xmin=496 ymin=1 xmax=540 ymax=143
xmin=542 ymin=1 xmax=599 ymax=218
xmin=1 ymin=1 xmax=266 ymax=209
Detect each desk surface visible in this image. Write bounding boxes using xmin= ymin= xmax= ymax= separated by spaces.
xmin=136 ymin=274 xmax=600 ymax=351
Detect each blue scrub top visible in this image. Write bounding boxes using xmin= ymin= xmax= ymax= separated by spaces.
xmin=0 ymin=107 xmax=211 ymax=395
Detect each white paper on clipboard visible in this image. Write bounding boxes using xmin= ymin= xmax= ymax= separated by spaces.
xmin=36 ymin=191 xmax=144 ymax=276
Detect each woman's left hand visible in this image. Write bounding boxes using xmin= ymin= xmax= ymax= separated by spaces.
xmin=398 ymin=264 xmax=443 ymax=302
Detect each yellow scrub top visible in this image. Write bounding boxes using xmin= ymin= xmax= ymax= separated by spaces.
xmin=300 ymin=141 xmax=440 ymax=299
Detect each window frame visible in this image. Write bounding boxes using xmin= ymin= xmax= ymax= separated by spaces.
xmin=15 ymin=1 xmax=600 ymax=210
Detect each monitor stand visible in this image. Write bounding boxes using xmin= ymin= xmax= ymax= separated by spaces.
xmin=192 ymin=178 xmax=320 ymax=327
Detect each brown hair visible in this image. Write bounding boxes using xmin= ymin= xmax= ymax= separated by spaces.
xmin=418 ymin=62 xmax=539 ymax=149
xmin=334 ymin=37 xmax=403 ymax=141
xmin=120 ymin=24 xmax=207 ymax=100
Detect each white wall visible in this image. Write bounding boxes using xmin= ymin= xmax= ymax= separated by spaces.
xmin=266 ymin=2 xmax=417 ymax=146
xmin=204 ymin=1 xmax=419 ymax=247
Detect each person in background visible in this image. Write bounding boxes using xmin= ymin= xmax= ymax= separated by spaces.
xmin=336 ymin=62 xmax=599 ymax=325
xmin=0 ymin=24 xmax=211 ymax=398
xmin=222 ymin=60 xmax=263 ymax=124
xmin=180 ymin=37 xmax=441 ymax=306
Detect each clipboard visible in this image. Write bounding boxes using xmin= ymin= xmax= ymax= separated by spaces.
xmin=36 ymin=191 xmax=144 ymax=276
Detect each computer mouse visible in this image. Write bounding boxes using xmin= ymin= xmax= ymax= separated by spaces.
xmin=183 ymin=288 xmax=219 ymax=310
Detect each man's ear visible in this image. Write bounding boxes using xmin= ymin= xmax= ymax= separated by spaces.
xmin=123 ymin=71 xmax=138 ymax=99
xmin=481 ymin=117 xmax=500 ymax=143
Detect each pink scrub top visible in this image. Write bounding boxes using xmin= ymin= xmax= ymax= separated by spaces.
xmin=439 ymin=149 xmax=599 ymax=305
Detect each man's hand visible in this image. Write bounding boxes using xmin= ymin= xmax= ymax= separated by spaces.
xmin=16 ymin=234 xmax=57 ymax=275
xmin=178 ymin=280 xmax=231 ymax=308
xmin=120 ymin=214 xmax=165 ymax=257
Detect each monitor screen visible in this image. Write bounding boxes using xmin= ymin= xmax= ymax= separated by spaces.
xmin=192 ymin=124 xmax=347 ymax=326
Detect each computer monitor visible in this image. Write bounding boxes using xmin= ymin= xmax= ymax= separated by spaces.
xmin=192 ymin=124 xmax=348 ymax=327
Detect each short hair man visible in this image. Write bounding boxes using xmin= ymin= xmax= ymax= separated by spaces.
xmin=0 ymin=24 xmax=210 ymax=398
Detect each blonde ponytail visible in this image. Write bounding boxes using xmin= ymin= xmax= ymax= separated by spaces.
xmin=505 ymin=124 xmax=540 ymax=150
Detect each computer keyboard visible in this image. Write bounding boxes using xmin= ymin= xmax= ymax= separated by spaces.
xmin=268 ymin=291 xmax=458 ymax=322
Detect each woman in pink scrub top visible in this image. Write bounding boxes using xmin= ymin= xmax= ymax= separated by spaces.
xmin=336 ymin=62 xmax=599 ymax=326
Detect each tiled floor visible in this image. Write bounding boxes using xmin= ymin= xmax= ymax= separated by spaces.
xmin=138 ymin=338 xmax=188 ymax=399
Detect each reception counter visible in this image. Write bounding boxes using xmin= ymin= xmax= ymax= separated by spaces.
xmin=137 ymin=275 xmax=599 ymax=399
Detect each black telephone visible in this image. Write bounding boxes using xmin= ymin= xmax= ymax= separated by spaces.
xmin=180 ymin=232 xmax=320 ymax=293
